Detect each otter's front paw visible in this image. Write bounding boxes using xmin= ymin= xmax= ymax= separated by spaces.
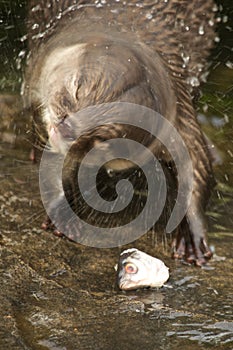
xmin=41 ymin=215 xmax=65 ymax=237
xmin=171 ymin=233 xmax=213 ymax=267
xmin=42 ymin=214 xmax=82 ymax=241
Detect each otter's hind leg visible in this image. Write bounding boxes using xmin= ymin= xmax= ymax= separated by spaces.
xmin=172 ymin=98 xmax=215 ymax=266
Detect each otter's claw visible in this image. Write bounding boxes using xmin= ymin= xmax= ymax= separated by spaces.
xmin=172 ymin=234 xmax=213 ymax=267
xmin=41 ymin=214 xmax=81 ymax=241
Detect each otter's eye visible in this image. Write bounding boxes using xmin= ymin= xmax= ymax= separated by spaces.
xmin=57 ymin=114 xmax=68 ymax=125
xmin=124 ymin=263 xmax=138 ymax=274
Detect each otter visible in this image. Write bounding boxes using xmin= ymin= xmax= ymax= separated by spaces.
xmin=24 ymin=0 xmax=217 ymax=266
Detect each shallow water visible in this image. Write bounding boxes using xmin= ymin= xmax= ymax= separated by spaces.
xmin=0 ymin=1 xmax=233 ymax=349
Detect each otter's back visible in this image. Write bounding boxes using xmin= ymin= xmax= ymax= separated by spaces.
xmin=27 ymin=0 xmax=217 ymax=90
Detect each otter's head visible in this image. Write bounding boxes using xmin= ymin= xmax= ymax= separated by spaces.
xmin=38 ymin=35 xmax=176 ymax=164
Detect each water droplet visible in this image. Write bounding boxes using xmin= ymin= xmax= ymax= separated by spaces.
xmin=128 ymin=58 xmax=131 ymax=62
xmin=179 ymin=19 xmax=185 ymax=27
xmin=224 ymin=114 xmax=229 ymax=123
xmin=146 ymin=13 xmax=153 ymax=20
xmin=18 ymin=50 xmax=26 ymax=58
xmin=181 ymin=52 xmax=190 ymax=65
xmin=208 ymin=20 xmax=214 ymax=27
xmin=32 ymin=5 xmax=41 ymax=12
xmin=197 ymin=63 xmax=204 ymax=72
xmin=203 ymin=104 xmax=208 ymax=113
xmin=225 ymin=61 xmax=233 ymax=69
xmin=222 ymin=15 xmax=228 ymax=23
xmin=185 ymin=26 xmax=190 ymax=31
xmin=198 ymin=25 xmax=205 ymax=35
xmin=172 ymin=72 xmax=181 ymax=78
xmin=187 ymin=76 xmax=200 ymax=87
xmin=20 ymin=35 xmax=27 ymax=42
xmin=214 ymin=36 xmax=220 ymax=43
xmin=111 ymin=9 xmax=120 ymax=14
xmin=212 ymin=4 xmax=218 ymax=12
xmin=32 ymin=23 xmax=39 ymax=30
xmin=56 ymin=12 xmax=62 ymax=19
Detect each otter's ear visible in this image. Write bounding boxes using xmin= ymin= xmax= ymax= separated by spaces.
xmin=65 ymin=75 xmax=81 ymax=101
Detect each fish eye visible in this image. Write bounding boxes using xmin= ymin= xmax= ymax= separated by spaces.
xmin=124 ymin=263 xmax=138 ymax=274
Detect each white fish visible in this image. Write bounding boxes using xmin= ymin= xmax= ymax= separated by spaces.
xmin=116 ymin=248 xmax=169 ymax=291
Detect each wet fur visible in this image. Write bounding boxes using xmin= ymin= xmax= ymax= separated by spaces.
xmin=24 ymin=0 xmax=217 ymax=265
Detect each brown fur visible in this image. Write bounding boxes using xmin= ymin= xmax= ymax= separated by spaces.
xmin=24 ymin=0 xmax=217 ymax=265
